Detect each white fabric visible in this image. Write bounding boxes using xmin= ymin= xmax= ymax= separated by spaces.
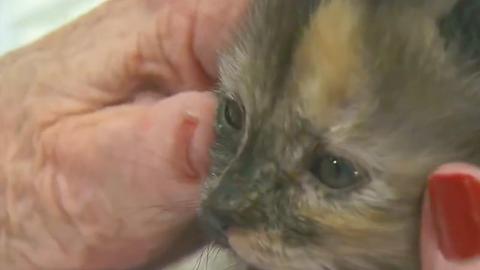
xmin=0 ymin=0 xmax=102 ymax=55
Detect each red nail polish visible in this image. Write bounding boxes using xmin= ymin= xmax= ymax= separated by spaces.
xmin=429 ymin=173 xmax=480 ymax=261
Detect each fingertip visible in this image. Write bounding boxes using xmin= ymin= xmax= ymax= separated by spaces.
xmin=432 ymin=163 xmax=480 ymax=181
xmin=182 ymin=92 xmax=218 ymax=180
xmin=193 ymin=0 xmax=251 ymax=78
xmin=149 ymin=92 xmax=217 ymax=182
xmin=427 ymin=163 xmax=480 ymax=262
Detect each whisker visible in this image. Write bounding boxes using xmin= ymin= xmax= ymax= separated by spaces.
xmin=211 ymin=246 xmax=222 ymax=262
xmin=206 ymin=243 xmax=214 ymax=268
xmin=122 ymin=199 xmax=201 ymax=218
xmin=221 ymin=261 xmax=241 ymax=270
xmin=143 ymin=199 xmax=199 ymax=211
xmin=193 ymin=247 xmax=207 ymax=270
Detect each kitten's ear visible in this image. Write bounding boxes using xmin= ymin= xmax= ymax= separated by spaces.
xmin=424 ymin=0 xmax=458 ymax=18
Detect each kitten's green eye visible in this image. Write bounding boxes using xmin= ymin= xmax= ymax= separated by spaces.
xmin=224 ymin=98 xmax=244 ymax=130
xmin=310 ymin=155 xmax=361 ymax=189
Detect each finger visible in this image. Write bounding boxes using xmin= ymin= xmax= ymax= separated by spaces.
xmin=125 ymin=0 xmax=250 ymax=94
xmin=193 ymin=0 xmax=251 ymax=78
xmin=421 ymin=163 xmax=480 ymax=270
xmin=39 ymin=91 xmax=216 ymax=269
xmin=35 ymin=0 xmax=249 ymax=106
xmin=421 ymin=194 xmax=455 ymax=270
xmin=45 ymin=91 xmax=216 ymax=211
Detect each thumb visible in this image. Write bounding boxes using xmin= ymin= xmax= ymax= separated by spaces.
xmin=421 ymin=163 xmax=480 ymax=270
xmin=48 ymin=91 xmax=217 ymax=214
xmin=40 ymin=91 xmax=217 ymax=269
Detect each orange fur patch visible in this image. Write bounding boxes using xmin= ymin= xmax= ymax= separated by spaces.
xmin=292 ymin=0 xmax=367 ymax=128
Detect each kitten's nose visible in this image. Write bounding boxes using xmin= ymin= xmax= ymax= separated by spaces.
xmin=201 ymin=185 xmax=259 ymax=243
xmin=201 ymin=166 xmax=285 ymax=242
xmin=202 ymin=207 xmax=232 ymax=239
xmin=201 ymin=204 xmax=236 ymax=246
xmin=202 ymin=187 xmax=245 ymax=228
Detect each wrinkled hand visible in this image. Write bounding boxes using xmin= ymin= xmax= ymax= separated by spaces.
xmin=0 ymin=0 xmax=248 ymax=269
xmin=422 ymin=163 xmax=480 ymax=270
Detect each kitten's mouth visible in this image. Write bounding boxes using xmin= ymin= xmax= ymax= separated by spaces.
xmin=203 ymin=225 xmax=262 ymax=270
xmin=212 ymin=234 xmax=230 ymax=248
xmin=200 ymin=207 xmax=267 ymax=269
xmin=221 ymin=229 xmax=266 ymax=270
xmin=209 ymin=241 xmax=261 ymax=270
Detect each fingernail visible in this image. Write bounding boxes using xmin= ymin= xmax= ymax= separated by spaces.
xmin=176 ymin=112 xmax=200 ymax=181
xmin=429 ymin=173 xmax=480 ymax=261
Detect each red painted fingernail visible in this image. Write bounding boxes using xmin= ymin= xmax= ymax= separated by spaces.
xmin=429 ymin=173 xmax=480 ymax=261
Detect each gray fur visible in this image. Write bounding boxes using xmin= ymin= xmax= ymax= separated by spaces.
xmin=201 ymin=1 xmax=480 ymax=270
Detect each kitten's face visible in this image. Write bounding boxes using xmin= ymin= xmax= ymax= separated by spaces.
xmin=201 ymin=1 xmax=480 ymax=270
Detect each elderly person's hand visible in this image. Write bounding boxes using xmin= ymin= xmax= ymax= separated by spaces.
xmin=0 ymin=0 xmax=248 ymax=269
xmin=422 ymin=163 xmax=480 ymax=270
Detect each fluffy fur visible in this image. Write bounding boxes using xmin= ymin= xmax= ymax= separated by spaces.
xmin=201 ymin=1 xmax=480 ymax=270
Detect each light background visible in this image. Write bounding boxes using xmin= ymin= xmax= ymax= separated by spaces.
xmin=0 ymin=0 xmax=233 ymax=269
xmin=0 ymin=0 xmax=104 ymax=55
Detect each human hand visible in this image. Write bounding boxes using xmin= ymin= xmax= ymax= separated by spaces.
xmin=422 ymin=163 xmax=480 ymax=270
xmin=0 ymin=0 xmax=248 ymax=269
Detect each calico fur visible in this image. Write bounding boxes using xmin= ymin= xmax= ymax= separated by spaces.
xmin=202 ymin=1 xmax=480 ymax=269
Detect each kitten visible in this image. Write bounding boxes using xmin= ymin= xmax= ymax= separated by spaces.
xmin=201 ymin=1 xmax=480 ymax=270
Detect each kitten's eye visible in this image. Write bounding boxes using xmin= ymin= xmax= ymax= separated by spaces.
xmin=310 ymin=155 xmax=361 ymax=189
xmin=224 ymin=98 xmax=244 ymax=130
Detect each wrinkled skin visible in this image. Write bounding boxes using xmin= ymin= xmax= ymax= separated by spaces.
xmin=0 ymin=0 xmax=248 ymax=269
